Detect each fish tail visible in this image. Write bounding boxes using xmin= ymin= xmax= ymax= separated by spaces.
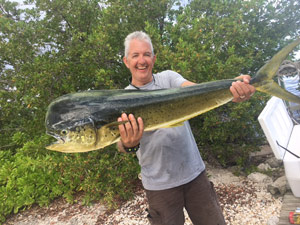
xmin=251 ymin=38 xmax=300 ymax=103
xmin=256 ymin=81 xmax=300 ymax=103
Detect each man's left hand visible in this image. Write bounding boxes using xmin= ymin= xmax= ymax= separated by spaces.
xmin=230 ymin=75 xmax=256 ymax=103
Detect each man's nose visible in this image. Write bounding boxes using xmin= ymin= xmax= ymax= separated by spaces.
xmin=137 ymin=55 xmax=146 ymax=63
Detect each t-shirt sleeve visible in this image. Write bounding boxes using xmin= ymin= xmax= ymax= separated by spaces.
xmin=157 ymin=70 xmax=187 ymax=88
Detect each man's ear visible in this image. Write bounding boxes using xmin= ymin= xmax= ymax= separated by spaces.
xmin=123 ymin=56 xmax=129 ymax=68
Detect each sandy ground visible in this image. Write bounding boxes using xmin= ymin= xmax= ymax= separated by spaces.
xmin=4 ymin=163 xmax=282 ymax=225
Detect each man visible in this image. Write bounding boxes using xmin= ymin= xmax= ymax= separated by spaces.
xmin=117 ymin=31 xmax=255 ymax=225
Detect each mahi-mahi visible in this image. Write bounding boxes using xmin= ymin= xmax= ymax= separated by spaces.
xmin=45 ymin=38 xmax=300 ymax=153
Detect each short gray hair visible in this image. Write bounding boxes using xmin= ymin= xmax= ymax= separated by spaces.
xmin=124 ymin=31 xmax=154 ymax=58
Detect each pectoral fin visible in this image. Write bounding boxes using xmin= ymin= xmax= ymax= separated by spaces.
xmin=105 ymin=121 xmax=129 ymax=127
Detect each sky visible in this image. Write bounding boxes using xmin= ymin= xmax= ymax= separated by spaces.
xmin=295 ymin=50 xmax=300 ymax=60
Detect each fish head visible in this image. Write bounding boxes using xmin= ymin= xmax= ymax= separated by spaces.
xmin=46 ymin=121 xmax=97 ymax=153
xmin=45 ymin=93 xmax=101 ymax=152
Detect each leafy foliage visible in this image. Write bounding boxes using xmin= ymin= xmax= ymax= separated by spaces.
xmin=0 ymin=0 xmax=300 ymax=222
xmin=0 ymin=138 xmax=139 ymax=222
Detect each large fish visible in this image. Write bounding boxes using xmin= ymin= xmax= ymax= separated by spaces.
xmin=46 ymin=38 xmax=300 ymax=153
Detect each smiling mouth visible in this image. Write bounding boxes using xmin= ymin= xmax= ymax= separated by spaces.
xmin=137 ymin=65 xmax=147 ymax=70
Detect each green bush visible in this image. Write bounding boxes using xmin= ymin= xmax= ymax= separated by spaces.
xmin=190 ymin=93 xmax=269 ymax=167
xmin=0 ymin=135 xmax=139 ymax=222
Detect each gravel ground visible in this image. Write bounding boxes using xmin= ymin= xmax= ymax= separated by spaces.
xmin=4 ymin=165 xmax=282 ymax=225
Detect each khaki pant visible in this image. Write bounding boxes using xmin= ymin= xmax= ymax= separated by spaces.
xmin=145 ymin=171 xmax=226 ymax=225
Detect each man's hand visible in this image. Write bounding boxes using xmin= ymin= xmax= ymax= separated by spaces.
xmin=230 ymin=75 xmax=256 ymax=103
xmin=117 ymin=113 xmax=144 ymax=153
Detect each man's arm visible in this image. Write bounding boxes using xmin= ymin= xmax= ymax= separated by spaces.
xmin=181 ymin=75 xmax=256 ymax=103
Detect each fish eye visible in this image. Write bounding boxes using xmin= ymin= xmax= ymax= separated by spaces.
xmin=61 ymin=130 xmax=68 ymax=135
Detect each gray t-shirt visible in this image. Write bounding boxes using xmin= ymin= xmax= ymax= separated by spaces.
xmin=126 ymin=70 xmax=205 ymax=190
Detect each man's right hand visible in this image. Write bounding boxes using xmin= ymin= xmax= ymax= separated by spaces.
xmin=117 ymin=113 xmax=144 ymax=152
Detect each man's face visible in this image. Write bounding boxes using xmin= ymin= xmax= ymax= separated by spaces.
xmin=123 ymin=39 xmax=156 ymax=86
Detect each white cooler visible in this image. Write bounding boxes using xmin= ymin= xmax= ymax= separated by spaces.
xmin=258 ymin=97 xmax=300 ymax=197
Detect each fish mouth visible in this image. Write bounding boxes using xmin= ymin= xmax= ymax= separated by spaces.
xmin=45 ymin=127 xmax=98 ymax=153
xmin=46 ymin=142 xmax=65 ymax=151
xmin=46 ymin=132 xmax=65 ymax=151
xmin=46 ymin=138 xmax=76 ymax=152
xmin=46 ymin=131 xmax=65 ymax=143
